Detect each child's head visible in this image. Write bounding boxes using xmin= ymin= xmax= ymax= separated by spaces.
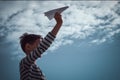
xmin=19 ymin=33 xmax=42 ymax=55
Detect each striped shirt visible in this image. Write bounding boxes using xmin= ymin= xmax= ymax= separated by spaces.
xmin=19 ymin=32 xmax=56 ymax=80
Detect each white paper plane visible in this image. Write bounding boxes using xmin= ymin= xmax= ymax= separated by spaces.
xmin=44 ymin=6 xmax=69 ymax=20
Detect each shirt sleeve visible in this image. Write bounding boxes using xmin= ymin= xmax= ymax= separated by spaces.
xmin=22 ymin=32 xmax=56 ymax=68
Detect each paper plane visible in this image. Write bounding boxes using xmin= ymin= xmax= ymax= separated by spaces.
xmin=44 ymin=6 xmax=69 ymax=20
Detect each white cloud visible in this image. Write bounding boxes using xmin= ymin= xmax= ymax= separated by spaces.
xmin=107 ymin=29 xmax=120 ymax=38
xmin=90 ymin=38 xmax=106 ymax=44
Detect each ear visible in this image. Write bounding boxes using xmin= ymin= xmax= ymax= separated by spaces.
xmin=25 ymin=43 xmax=31 ymax=51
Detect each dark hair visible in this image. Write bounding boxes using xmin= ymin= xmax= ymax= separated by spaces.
xmin=19 ymin=33 xmax=42 ymax=53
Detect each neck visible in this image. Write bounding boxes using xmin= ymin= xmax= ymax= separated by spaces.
xmin=25 ymin=52 xmax=36 ymax=64
xmin=25 ymin=51 xmax=30 ymax=55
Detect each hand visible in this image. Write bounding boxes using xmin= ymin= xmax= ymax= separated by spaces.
xmin=54 ymin=12 xmax=63 ymax=24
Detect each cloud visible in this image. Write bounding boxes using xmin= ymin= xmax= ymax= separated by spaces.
xmin=6 ymin=9 xmax=26 ymax=23
xmin=0 ymin=1 xmax=120 ymax=58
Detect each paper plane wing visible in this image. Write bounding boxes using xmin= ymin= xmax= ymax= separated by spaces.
xmin=44 ymin=6 xmax=69 ymax=20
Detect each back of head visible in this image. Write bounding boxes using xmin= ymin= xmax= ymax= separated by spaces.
xmin=19 ymin=33 xmax=42 ymax=53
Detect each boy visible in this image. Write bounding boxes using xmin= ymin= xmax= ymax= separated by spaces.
xmin=19 ymin=12 xmax=63 ymax=80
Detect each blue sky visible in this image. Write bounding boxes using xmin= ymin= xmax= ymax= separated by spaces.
xmin=0 ymin=1 xmax=120 ymax=80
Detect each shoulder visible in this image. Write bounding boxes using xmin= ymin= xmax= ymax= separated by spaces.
xmin=19 ymin=57 xmax=26 ymax=66
xmin=19 ymin=58 xmax=24 ymax=66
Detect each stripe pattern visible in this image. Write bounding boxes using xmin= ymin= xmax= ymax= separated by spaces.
xmin=19 ymin=32 xmax=55 ymax=80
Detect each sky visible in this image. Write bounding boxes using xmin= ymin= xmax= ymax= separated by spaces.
xmin=0 ymin=1 xmax=120 ymax=80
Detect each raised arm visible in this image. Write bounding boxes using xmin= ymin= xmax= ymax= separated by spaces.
xmin=21 ymin=12 xmax=63 ymax=68
xmin=51 ymin=12 xmax=63 ymax=36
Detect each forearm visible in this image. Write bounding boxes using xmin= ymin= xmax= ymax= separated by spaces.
xmin=51 ymin=22 xmax=62 ymax=36
xmin=51 ymin=12 xmax=63 ymax=36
